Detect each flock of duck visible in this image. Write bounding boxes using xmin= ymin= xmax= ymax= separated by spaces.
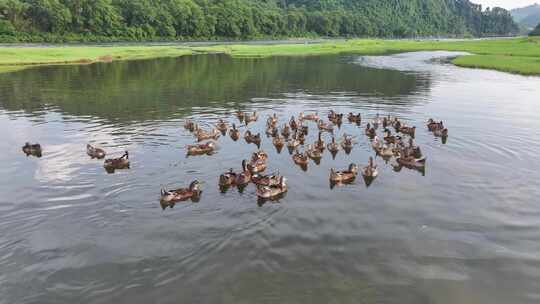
xmin=21 ymin=110 xmax=449 ymax=208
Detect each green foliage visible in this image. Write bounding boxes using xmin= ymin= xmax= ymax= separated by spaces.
xmin=0 ymin=0 xmax=520 ymax=42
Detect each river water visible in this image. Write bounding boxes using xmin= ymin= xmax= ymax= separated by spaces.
xmin=1 ymin=52 xmax=539 ymax=304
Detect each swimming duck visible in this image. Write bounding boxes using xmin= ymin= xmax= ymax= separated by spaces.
xmin=427 ymin=119 xmax=445 ymax=132
xmin=402 ymin=138 xmax=422 ymax=158
xmin=87 ymin=144 xmax=106 ymax=159
xmin=377 ymin=144 xmax=397 ymax=158
xmin=393 ymin=119 xmax=402 ymax=132
xmin=330 ymin=163 xmax=358 ymax=183
xmin=160 ymin=180 xmax=202 ymax=207
xmin=22 ymin=142 xmax=42 ymax=157
xmin=281 ymin=124 xmax=291 ymax=138
xmin=236 ymin=160 xmax=252 ymax=185
xmin=219 ymin=168 xmax=238 ymax=187
xmin=247 ymin=158 xmax=267 ymax=174
xmin=273 ymin=135 xmax=285 ymax=149
xmin=229 ymin=123 xmax=241 ymax=141
xmin=314 ymin=131 xmax=325 ymax=151
xmin=362 ymin=157 xmax=378 ymax=178
xmin=256 ymin=177 xmax=288 ymax=199
xmin=328 ymin=110 xmax=344 ymax=123
xmin=289 ymin=116 xmax=298 ymax=131
xmin=365 ymin=123 xmax=376 ymax=138
xmin=341 ymin=134 xmax=354 ymax=150
xmin=383 ymin=129 xmax=399 ymax=144
xmin=252 ymin=171 xmax=282 ymax=187
xmin=317 ymin=119 xmax=334 ymax=132
xmin=267 ymin=113 xmax=278 ymax=128
xmin=307 ymin=144 xmax=322 ymax=162
xmin=104 ymin=151 xmax=130 ymax=172
xmin=372 ymin=114 xmax=382 ymax=127
xmin=382 ymin=116 xmax=390 ymax=128
xmin=244 ymin=130 xmax=261 ymax=146
xmin=396 ymin=153 xmax=426 ymax=169
xmin=245 ymin=111 xmax=258 ymax=123
xmin=252 ymin=150 xmax=269 ymax=162
xmin=184 ymin=120 xmax=197 ymax=132
xmin=292 ymin=149 xmax=309 ymax=166
xmin=433 ymin=128 xmax=449 ymax=138
xmin=187 ymin=141 xmax=216 ymax=156
xmin=215 ymin=119 xmax=228 ymax=134
xmin=195 ymin=128 xmax=220 ymax=141
xmin=266 ymin=126 xmax=278 ymax=137
xmin=236 ymin=111 xmax=245 ymax=121
xmin=299 ymin=111 xmax=319 ymax=121
xmin=348 ymin=112 xmax=361 ymax=124
xmin=327 ymin=137 xmax=340 ymax=154
xmin=399 ymin=125 xmax=416 ymax=137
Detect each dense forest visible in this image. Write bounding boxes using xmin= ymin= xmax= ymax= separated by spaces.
xmin=0 ymin=0 xmax=519 ymax=42
xmin=530 ymin=23 xmax=540 ymax=36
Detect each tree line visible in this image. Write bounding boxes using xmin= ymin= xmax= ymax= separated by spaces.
xmin=0 ymin=0 xmax=519 ymax=42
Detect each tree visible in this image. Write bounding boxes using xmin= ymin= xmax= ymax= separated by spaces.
xmin=530 ymin=23 xmax=540 ymax=36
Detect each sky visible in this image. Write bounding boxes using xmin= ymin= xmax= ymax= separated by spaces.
xmin=476 ymin=0 xmax=539 ymax=9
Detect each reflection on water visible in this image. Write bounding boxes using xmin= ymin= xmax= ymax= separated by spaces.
xmin=1 ymin=52 xmax=540 ymax=304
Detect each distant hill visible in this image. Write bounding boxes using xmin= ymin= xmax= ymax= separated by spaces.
xmin=511 ymin=4 xmax=540 ymax=29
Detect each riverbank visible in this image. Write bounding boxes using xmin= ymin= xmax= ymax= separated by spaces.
xmin=1 ymin=37 xmax=539 ymax=75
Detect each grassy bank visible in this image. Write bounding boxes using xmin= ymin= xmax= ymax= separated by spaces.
xmin=1 ymin=37 xmax=539 ymax=75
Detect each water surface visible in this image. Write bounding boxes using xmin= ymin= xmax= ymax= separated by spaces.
xmin=1 ymin=52 xmax=540 ymax=304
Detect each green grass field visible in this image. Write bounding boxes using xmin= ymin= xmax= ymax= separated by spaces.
xmin=1 ymin=37 xmax=539 ymax=75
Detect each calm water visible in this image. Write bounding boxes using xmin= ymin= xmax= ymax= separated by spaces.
xmin=1 ymin=52 xmax=540 ymax=304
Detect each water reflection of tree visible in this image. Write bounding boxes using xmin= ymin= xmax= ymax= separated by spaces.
xmin=0 ymin=54 xmax=430 ymax=122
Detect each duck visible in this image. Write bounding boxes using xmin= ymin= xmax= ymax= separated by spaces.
xmin=236 ymin=160 xmax=252 ymax=185
xmin=377 ymin=144 xmax=397 ymax=158
xmin=347 ymin=112 xmax=361 ymax=124
xmin=281 ymin=124 xmax=291 ymax=138
xmin=372 ymin=113 xmax=382 ymax=128
xmin=236 ymin=111 xmax=245 ymax=121
xmin=427 ymin=119 xmax=444 ymax=132
xmin=362 ymin=157 xmax=378 ymax=178
xmin=244 ymin=130 xmax=261 ymax=146
xmin=393 ymin=119 xmax=402 ymax=132
xmin=187 ymin=141 xmax=216 ymax=156
xmin=215 ymin=119 xmax=228 ymax=134
xmin=22 ymin=142 xmax=42 ymax=157
xmin=365 ymin=123 xmax=376 ymax=138
xmin=382 ymin=115 xmax=390 ymax=128
xmin=341 ymin=134 xmax=354 ymax=150
xmin=330 ymin=163 xmax=359 ymax=183
xmin=287 ymin=133 xmax=301 ymax=150
xmin=299 ymin=111 xmax=319 ymax=121
xmin=402 ymin=138 xmax=422 ymax=158
xmin=229 ymin=123 xmax=241 ymax=141
xmin=104 ymin=151 xmax=130 ymax=172
xmin=245 ymin=111 xmax=258 ymax=123
xmin=252 ymin=171 xmax=282 ymax=187
xmin=273 ymin=135 xmax=285 ymax=149
xmin=306 ymin=144 xmax=322 ymax=162
xmin=256 ymin=177 xmax=287 ymax=199
xmin=317 ymin=119 xmax=334 ymax=132
xmin=399 ymin=125 xmax=416 ymax=137
xmin=327 ymin=137 xmax=340 ymax=154
xmin=184 ymin=120 xmax=197 ymax=132
xmin=219 ymin=168 xmax=238 ymax=187
xmin=396 ymin=153 xmax=426 ymax=169
xmin=292 ymin=149 xmax=309 ymax=166
xmin=266 ymin=125 xmax=278 ymax=137
xmin=383 ymin=129 xmax=399 ymax=144
xmin=247 ymin=158 xmax=267 ymax=174
xmin=314 ymin=131 xmax=325 ymax=151
xmin=289 ymin=116 xmax=298 ymax=131
xmin=433 ymin=128 xmax=449 ymax=138
xmin=252 ymin=150 xmax=269 ymax=162
xmin=195 ymin=128 xmax=220 ymax=141
xmin=87 ymin=144 xmax=106 ymax=159
xmin=267 ymin=113 xmax=278 ymax=128
xmin=160 ymin=180 xmax=202 ymax=207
